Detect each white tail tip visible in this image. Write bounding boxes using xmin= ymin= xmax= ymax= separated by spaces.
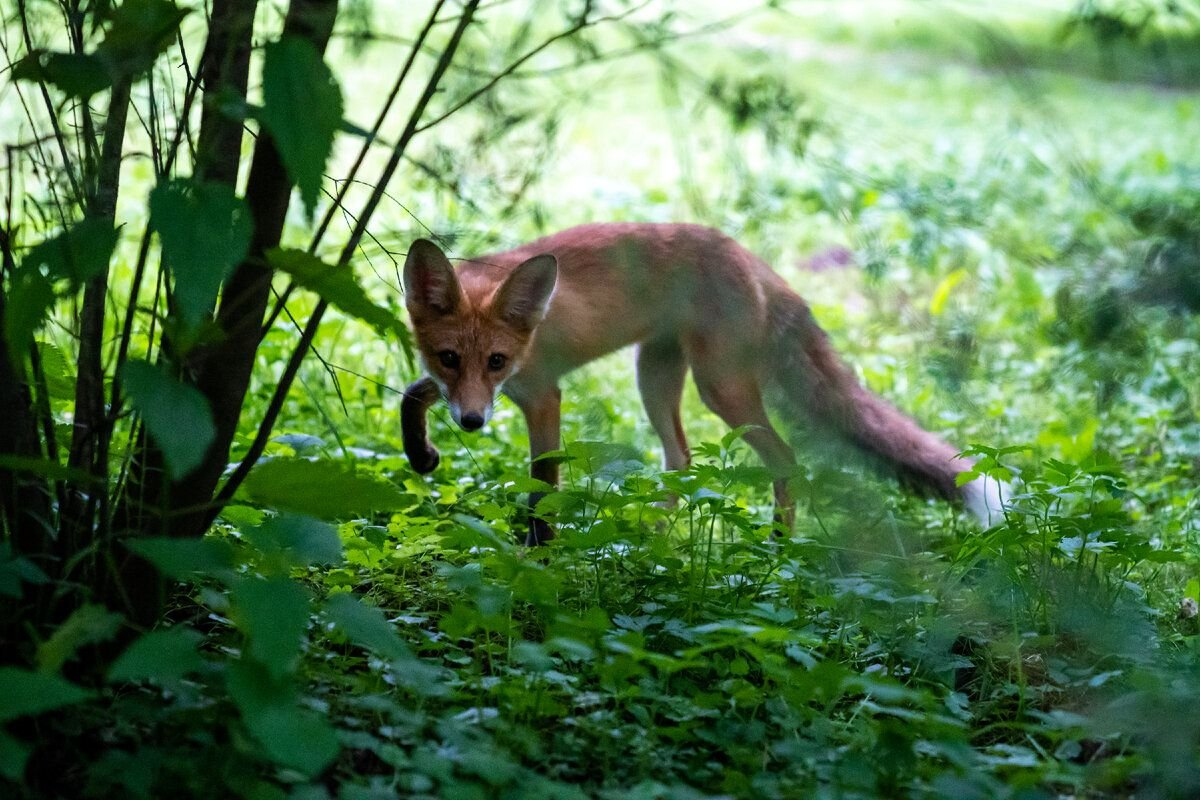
xmin=961 ymin=475 xmax=1008 ymax=526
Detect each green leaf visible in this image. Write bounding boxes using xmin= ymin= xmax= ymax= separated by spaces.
xmin=96 ymin=0 xmax=189 ymax=79
xmin=249 ymin=706 xmax=340 ymax=777
xmin=22 ymin=216 xmax=119 ymax=284
xmin=150 ymin=179 xmax=252 ymax=326
xmin=5 ymin=218 xmax=119 ymax=361
xmin=258 ymin=37 xmax=343 ymax=216
xmin=243 ymin=460 xmax=404 ymax=519
xmin=126 ymin=536 xmax=237 ymax=580
xmin=0 ymin=731 xmax=31 ymax=782
xmin=121 ymin=360 xmax=216 ymax=479
xmin=245 ymin=514 xmax=343 ymax=568
xmin=218 ymin=504 xmax=265 ymax=528
xmin=5 ymin=270 xmax=55 ymax=364
xmin=267 ymin=249 xmax=408 ymax=340
xmin=0 ymin=457 xmax=101 ymax=492
xmin=955 ymin=470 xmax=979 ymax=487
xmin=10 ymin=1 xmax=185 ymax=95
xmin=0 ymin=541 xmax=50 ymax=599
xmin=323 ymin=593 xmax=410 ymax=661
xmin=225 ymin=657 xmax=293 ymax=715
xmin=0 ymin=667 xmax=93 ymax=722
xmin=35 ymin=604 xmax=124 ymax=673
xmin=232 ymin=578 xmax=311 ymax=678
xmin=12 ymin=50 xmax=111 ymax=98
xmin=226 ymin=658 xmax=337 ymax=775
xmin=108 ymin=627 xmax=204 ymax=683
xmin=35 ymin=341 xmax=75 ymax=399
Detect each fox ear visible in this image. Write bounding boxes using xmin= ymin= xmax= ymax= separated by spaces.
xmin=493 ymin=254 xmax=557 ymax=331
xmin=403 ymin=239 xmax=461 ymax=316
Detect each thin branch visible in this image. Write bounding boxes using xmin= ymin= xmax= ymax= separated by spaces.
xmin=208 ymin=0 xmax=484 ymax=522
xmin=110 ymin=31 xmax=208 ymax=417
xmin=415 ymin=1 xmax=654 ymax=135
xmin=63 ymin=78 xmax=131 ymax=541
xmin=311 ymin=0 xmax=446 ymax=249
xmin=15 ymin=0 xmax=84 ymax=203
xmin=262 ymin=0 xmax=448 ymax=335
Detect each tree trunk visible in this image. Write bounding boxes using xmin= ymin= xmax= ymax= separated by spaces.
xmin=59 ymin=77 xmax=132 ymax=566
xmin=107 ymin=0 xmax=339 ymax=628
xmin=175 ymin=0 xmax=340 ymax=540
xmin=113 ymin=0 xmax=261 ymax=546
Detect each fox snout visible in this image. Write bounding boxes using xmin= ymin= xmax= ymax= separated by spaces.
xmin=447 ymin=398 xmax=493 ymax=432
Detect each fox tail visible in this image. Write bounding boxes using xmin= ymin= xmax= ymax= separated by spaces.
xmin=767 ymin=291 xmax=1005 ymax=524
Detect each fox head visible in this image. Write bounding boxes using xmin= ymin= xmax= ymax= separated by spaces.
xmin=403 ymin=239 xmax=557 ymax=431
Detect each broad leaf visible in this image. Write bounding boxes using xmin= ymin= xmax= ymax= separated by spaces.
xmin=0 ymin=668 xmax=93 ymax=722
xmin=12 ymin=0 xmax=186 ymax=96
xmin=248 ymin=706 xmax=340 ymax=777
xmin=225 ymin=658 xmax=337 ymax=775
xmin=108 ymin=627 xmax=204 ymax=683
xmin=35 ymin=341 xmax=75 ymax=400
xmin=324 ymin=593 xmax=410 ymax=661
xmin=231 ymin=578 xmax=311 ymax=678
xmin=35 ymin=604 xmax=124 ymax=673
xmin=121 ymin=360 xmax=216 ymax=479
xmin=3 ymin=269 xmax=55 ymax=363
xmin=244 ymin=514 xmax=343 ymax=569
xmin=12 ymin=51 xmax=111 ymax=98
xmin=242 ymin=460 xmax=405 ymax=519
xmin=0 ymin=542 xmax=50 ymax=599
xmin=267 ymin=248 xmax=409 ymax=341
xmin=225 ymin=657 xmax=294 ymax=715
xmin=29 ymin=216 xmax=120 ymax=283
xmin=150 ymin=179 xmax=252 ymax=326
xmin=0 ymin=731 xmax=30 ymax=782
xmin=96 ymin=0 xmax=189 ymax=79
xmin=126 ymin=536 xmax=236 ymax=581
xmin=0 ymin=456 xmax=100 ymax=488
xmin=258 ymin=37 xmax=343 ymax=216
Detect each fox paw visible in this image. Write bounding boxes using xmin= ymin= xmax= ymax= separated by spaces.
xmin=408 ymin=444 xmax=441 ymax=474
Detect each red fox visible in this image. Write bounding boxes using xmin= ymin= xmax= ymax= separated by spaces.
xmin=401 ymin=223 xmax=1004 ymax=545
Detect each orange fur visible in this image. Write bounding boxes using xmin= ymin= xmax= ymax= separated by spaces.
xmin=402 ymin=223 xmax=996 ymax=544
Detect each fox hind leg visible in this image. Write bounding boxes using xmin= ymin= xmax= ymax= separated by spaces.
xmin=636 ymin=338 xmax=691 ymax=473
xmin=636 ymin=338 xmax=692 ymax=517
xmin=692 ymin=367 xmax=797 ymax=532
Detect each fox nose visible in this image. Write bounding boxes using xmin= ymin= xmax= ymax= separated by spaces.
xmin=460 ymin=413 xmax=484 ymax=431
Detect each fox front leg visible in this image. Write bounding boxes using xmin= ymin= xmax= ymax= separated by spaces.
xmin=517 ymin=387 xmax=562 ymax=546
xmin=402 ymin=376 xmax=443 ymax=473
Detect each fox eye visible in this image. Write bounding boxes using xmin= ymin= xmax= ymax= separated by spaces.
xmin=436 ymin=350 xmax=460 ymax=370
xmin=487 ymin=353 xmax=508 ymax=372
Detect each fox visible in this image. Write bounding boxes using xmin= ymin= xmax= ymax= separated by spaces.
xmin=400 ymin=222 xmax=1004 ymax=546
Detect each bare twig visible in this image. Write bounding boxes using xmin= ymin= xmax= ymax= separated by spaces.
xmin=208 ymin=0 xmax=484 ymax=522
xmin=262 ymin=0 xmax=449 ymax=336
